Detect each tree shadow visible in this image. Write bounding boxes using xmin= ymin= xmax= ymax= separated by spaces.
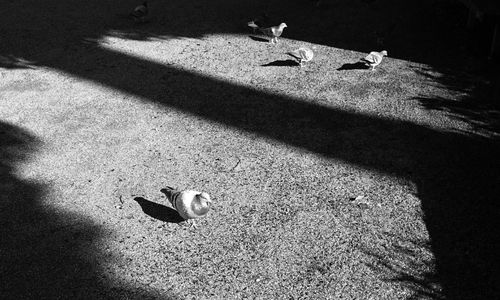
xmin=0 ymin=0 xmax=475 ymax=68
xmin=0 ymin=55 xmax=35 ymax=69
xmin=0 ymin=122 xmax=178 ymax=298
xmin=360 ymin=236 xmax=444 ymax=300
xmin=411 ymin=67 xmax=500 ymax=137
xmin=1 ymin=0 xmax=500 ymax=299
xmin=19 ymin=42 xmax=496 ymax=299
xmin=134 ymin=197 xmax=185 ymax=223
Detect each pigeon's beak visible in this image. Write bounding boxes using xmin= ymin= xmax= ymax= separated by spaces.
xmin=199 ymin=192 xmax=212 ymax=203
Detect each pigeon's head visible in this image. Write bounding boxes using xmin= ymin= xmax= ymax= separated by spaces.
xmin=280 ymin=23 xmax=288 ymax=29
xmin=381 ymin=50 xmax=388 ymax=56
xmin=196 ymin=192 xmax=212 ymax=205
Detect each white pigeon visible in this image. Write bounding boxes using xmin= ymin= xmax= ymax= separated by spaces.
xmin=161 ymin=187 xmax=212 ymax=228
xmin=130 ymin=1 xmax=148 ymax=23
xmin=288 ymin=47 xmax=314 ymax=67
xmin=249 ymin=22 xmax=288 ymax=44
xmin=361 ymin=50 xmax=388 ymax=70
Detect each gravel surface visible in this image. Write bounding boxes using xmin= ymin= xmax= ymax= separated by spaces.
xmin=1 ymin=0 xmax=499 ymax=299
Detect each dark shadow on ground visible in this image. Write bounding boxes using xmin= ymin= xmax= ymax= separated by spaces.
xmin=0 ymin=0 xmax=476 ymax=67
xmin=261 ymin=59 xmax=298 ymax=67
xmin=412 ymin=67 xmax=500 ymax=137
xmin=0 ymin=55 xmax=35 ymax=69
xmin=360 ymin=235 xmax=444 ymax=300
xmin=1 ymin=0 xmax=500 ymax=299
xmin=0 ymin=122 xmax=178 ymax=298
xmin=14 ymin=41 xmax=497 ymax=300
xmin=134 ymin=197 xmax=185 ymax=223
xmin=337 ymin=61 xmax=370 ymax=71
xmin=249 ymin=36 xmax=270 ymax=43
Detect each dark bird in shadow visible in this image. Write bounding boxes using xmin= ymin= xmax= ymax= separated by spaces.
xmin=261 ymin=59 xmax=298 ymax=67
xmin=337 ymin=61 xmax=370 ymax=71
xmin=134 ymin=197 xmax=184 ymax=223
xmin=310 ymin=0 xmax=322 ymax=7
xmin=130 ymin=1 xmax=148 ymax=23
xmin=247 ymin=13 xmax=271 ymax=33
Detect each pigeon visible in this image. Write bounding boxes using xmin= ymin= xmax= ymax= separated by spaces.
xmin=247 ymin=21 xmax=259 ymax=33
xmin=287 ymin=47 xmax=314 ymax=67
xmin=310 ymin=0 xmax=323 ymax=7
xmin=160 ymin=187 xmax=212 ymax=228
xmin=247 ymin=14 xmax=270 ymax=33
xmin=249 ymin=22 xmax=288 ymax=44
xmin=130 ymin=1 xmax=148 ymax=23
xmin=360 ymin=50 xmax=388 ymax=70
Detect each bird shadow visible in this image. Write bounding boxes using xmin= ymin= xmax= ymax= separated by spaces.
xmin=337 ymin=61 xmax=370 ymax=71
xmin=134 ymin=197 xmax=184 ymax=223
xmin=249 ymin=36 xmax=270 ymax=43
xmin=261 ymin=59 xmax=299 ymax=67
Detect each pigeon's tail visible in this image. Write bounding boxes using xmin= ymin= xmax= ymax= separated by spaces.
xmin=360 ymin=58 xmax=370 ymax=65
xmin=130 ymin=11 xmax=146 ymax=19
xmin=160 ymin=186 xmax=177 ymax=205
xmin=287 ymin=51 xmax=304 ymax=63
xmin=287 ymin=51 xmax=300 ymax=59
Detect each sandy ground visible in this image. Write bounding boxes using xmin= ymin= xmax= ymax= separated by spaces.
xmin=2 ymin=0 xmax=500 ymax=299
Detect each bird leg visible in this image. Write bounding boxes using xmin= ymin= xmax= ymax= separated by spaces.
xmin=178 ymin=219 xmax=196 ymax=229
xmin=186 ymin=219 xmax=197 ymax=229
